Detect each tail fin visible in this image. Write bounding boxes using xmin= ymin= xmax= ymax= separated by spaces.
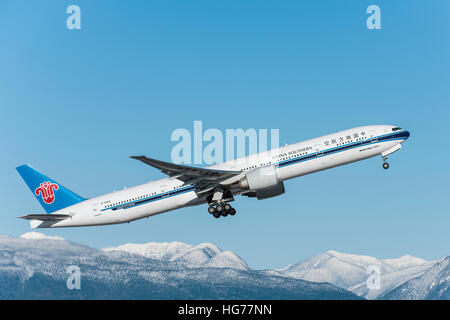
xmin=16 ymin=164 xmax=85 ymax=213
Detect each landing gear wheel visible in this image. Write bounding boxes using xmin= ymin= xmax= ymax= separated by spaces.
xmin=208 ymin=206 xmax=216 ymax=214
xmin=383 ymin=162 xmax=389 ymax=170
xmin=208 ymin=199 xmax=236 ymax=219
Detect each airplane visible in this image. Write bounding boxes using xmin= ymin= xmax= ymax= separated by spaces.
xmin=16 ymin=125 xmax=410 ymax=228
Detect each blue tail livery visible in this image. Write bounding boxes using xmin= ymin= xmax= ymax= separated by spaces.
xmin=16 ymin=164 xmax=85 ymax=213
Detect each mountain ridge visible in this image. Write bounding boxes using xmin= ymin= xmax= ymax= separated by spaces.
xmin=281 ymin=249 xmax=438 ymax=299
xmin=103 ymin=241 xmax=249 ymax=270
xmin=0 ymin=233 xmax=359 ymax=300
xmin=1 ymin=232 xmax=447 ymax=300
xmin=380 ymin=255 xmax=449 ymax=300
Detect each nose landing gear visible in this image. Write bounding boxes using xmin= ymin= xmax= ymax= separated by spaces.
xmin=382 ymin=155 xmax=390 ymax=170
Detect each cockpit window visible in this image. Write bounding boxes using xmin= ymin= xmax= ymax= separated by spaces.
xmin=392 ymin=127 xmax=402 ymax=131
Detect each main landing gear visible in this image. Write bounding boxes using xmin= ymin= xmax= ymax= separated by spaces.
xmin=208 ymin=202 xmax=236 ymax=219
xmin=207 ymin=188 xmax=236 ymax=218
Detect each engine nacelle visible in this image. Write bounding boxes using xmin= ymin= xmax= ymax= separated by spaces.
xmin=239 ymin=166 xmax=285 ymax=200
xmin=244 ymin=183 xmax=285 ymax=200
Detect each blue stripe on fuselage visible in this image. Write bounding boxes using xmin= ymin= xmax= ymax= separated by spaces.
xmin=101 ymin=185 xmax=196 ymax=212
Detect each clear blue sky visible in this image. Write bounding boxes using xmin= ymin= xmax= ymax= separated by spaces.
xmin=1 ymin=1 xmax=449 ymax=269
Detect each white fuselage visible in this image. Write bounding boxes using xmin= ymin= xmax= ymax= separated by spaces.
xmin=34 ymin=125 xmax=409 ymax=228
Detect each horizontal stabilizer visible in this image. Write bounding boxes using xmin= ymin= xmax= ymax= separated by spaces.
xmin=19 ymin=214 xmax=71 ymax=221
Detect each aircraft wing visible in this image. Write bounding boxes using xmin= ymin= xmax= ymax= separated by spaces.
xmin=130 ymin=156 xmax=241 ymax=191
xmin=19 ymin=214 xmax=71 ymax=221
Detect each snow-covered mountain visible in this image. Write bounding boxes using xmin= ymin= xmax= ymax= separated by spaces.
xmin=20 ymin=232 xmax=64 ymax=241
xmin=103 ymin=241 xmax=249 ymax=270
xmin=1 ymin=232 xmax=447 ymax=300
xmin=381 ymin=256 xmax=449 ymax=300
xmin=0 ymin=233 xmax=358 ymax=300
xmin=281 ymin=250 xmax=436 ymax=299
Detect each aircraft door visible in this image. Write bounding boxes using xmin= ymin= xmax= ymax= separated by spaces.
xmin=314 ymin=143 xmax=327 ymax=167
xmin=92 ymin=202 xmax=101 ymax=216
xmin=314 ymin=144 xmax=323 ymax=157
xmin=160 ymin=185 xmax=169 ymax=198
xmin=369 ymin=130 xmax=378 ymax=143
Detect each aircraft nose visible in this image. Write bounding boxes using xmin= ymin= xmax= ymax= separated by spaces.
xmin=405 ymin=130 xmax=410 ymax=139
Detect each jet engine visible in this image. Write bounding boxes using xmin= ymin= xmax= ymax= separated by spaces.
xmin=239 ymin=166 xmax=285 ymax=200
